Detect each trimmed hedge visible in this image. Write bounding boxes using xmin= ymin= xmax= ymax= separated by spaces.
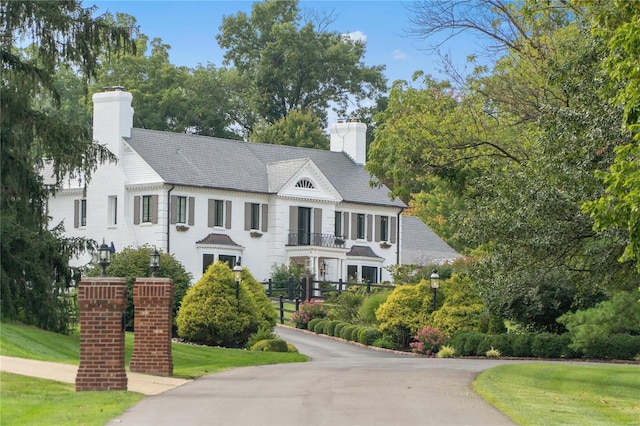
xmin=333 ymin=322 xmax=348 ymax=338
xmin=313 ymin=319 xmax=330 ymax=334
xmin=357 ymin=328 xmax=382 ymax=346
xmin=307 ymin=318 xmax=324 ymax=333
xmin=447 ymin=331 xmax=640 ymax=360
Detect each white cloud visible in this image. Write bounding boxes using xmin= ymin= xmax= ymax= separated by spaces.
xmin=343 ymin=31 xmax=367 ymax=43
xmin=393 ymin=49 xmax=407 ymax=60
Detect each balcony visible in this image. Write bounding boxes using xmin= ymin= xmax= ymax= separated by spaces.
xmin=287 ymin=233 xmax=345 ymax=248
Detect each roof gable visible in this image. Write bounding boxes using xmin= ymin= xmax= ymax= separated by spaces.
xmin=271 ymin=158 xmax=342 ymax=203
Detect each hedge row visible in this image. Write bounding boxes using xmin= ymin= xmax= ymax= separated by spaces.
xmin=306 ymin=319 xmax=382 ymax=346
xmin=448 ymin=331 xmax=640 ymax=360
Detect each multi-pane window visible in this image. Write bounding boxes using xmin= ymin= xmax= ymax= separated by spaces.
xmin=218 ymin=255 xmax=237 ymax=269
xmin=380 ymin=216 xmax=389 ymax=242
xmin=214 ymin=200 xmax=224 ymax=227
xmin=142 ymin=195 xmax=152 ymax=223
xmin=177 ymin=196 xmax=187 ymax=223
xmin=362 ymin=266 xmax=378 ymax=283
xmin=356 ymin=214 xmax=365 ymax=239
xmin=250 ymin=203 xmax=260 ymax=230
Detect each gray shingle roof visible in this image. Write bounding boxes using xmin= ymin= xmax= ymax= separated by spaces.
xmin=196 ymin=233 xmax=241 ymax=246
xmin=126 ymin=128 xmax=405 ymax=208
xmin=400 ymin=216 xmax=462 ymax=264
xmin=347 ymin=245 xmax=383 ymax=258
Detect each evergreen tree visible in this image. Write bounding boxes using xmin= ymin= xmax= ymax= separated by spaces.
xmin=1 ymin=1 xmax=135 ymax=332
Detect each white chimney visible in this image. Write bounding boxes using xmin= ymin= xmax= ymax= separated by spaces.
xmin=92 ymin=86 xmax=133 ymax=159
xmin=329 ymin=120 xmax=367 ymax=165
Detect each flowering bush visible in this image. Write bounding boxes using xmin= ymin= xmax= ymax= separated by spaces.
xmin=409 ymin=326 xmax=446 ymax=356
xmin=290 ymin=299 xmax=327 ymax=329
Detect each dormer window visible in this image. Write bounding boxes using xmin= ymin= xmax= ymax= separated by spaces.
xmin=295 ymin=178 xmax=315 ymax=189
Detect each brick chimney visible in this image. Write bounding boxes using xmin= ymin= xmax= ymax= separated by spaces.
xmin=329 ymin=120 xmax=367 ymax=165
xmin=92 ymin=86 xmax=133 ymax=160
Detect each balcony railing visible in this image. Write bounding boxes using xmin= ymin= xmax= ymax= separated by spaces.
xmin=287 ymin=233 xmax=345 ymax=248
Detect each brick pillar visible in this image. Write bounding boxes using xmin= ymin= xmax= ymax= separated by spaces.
xmin=76 ymin=277 xmax=128 ymax=391
xmin=130 ymin=278 xmax=174 ymax=376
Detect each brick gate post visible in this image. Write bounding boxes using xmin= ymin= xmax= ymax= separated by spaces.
xmin=75 ymin=277 xmax=128 ymax=391
xmin=130 ymin=278 xmax=174 ymax=376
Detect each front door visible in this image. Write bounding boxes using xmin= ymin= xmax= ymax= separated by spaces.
xmin=298 ymin=207 xmax=311 ymax=245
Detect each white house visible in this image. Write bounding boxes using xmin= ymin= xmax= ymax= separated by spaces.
xmin=46 ymin=87 xmax=460 ymax=283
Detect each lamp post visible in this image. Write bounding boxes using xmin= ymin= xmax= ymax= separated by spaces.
xmin=233 ymin=261 xmax=242 ymax=300
xmin=98 ymin=239 xmax=111 ymax=276
xmin=149 ymin=247 xmax=160 ymax=277
xmin=430 ymin=269 xmax=440 ymax=311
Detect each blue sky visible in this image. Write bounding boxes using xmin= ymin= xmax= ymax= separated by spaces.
xmin=89 ymin=1 xmax=487 ymax=86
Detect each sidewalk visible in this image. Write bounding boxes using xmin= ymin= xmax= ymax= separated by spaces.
xmin=0 ymin=356 xmax=189 ymax=395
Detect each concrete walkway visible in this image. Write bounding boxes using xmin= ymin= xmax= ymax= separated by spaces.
xmin=0 ymin=356 xmax=189 ymax=395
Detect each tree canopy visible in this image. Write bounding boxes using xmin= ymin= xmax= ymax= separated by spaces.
xmin=369 ymin=0 xmax=640 ymax=331
xmin=217 ymin=0 xmax=387 ymax=132
xmin=1 ymin=1 xmax=135 ymax=332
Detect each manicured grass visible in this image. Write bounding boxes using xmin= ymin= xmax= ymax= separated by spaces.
xmin=0 ymin=321 xmax=308 ymax=379
xmin=0 ymin=322 xmax=80 ymax=363
xmin=1 ymin=321 xmax=308 ymax=425
xmin=0 ymin=372 xmax=145 ymax=426
xmin=473 ymin=363 xmax=640 ymax=425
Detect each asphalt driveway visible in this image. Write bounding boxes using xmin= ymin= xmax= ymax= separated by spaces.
xmin=108 ymin=326 xmax=519 ymax=425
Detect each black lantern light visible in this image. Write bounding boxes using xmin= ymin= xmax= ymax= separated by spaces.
xmin=430 ymin=269 xmax=440 ymax=311
xmin=98 ymin=238 xmax=111 ymax=276
xmin=150 ymin=247 xmax=160 ymax=277
xmin=233 ymin=261 xmax=242 ymax=300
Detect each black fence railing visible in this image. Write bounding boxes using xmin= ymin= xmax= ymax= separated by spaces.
xmin=262 ymin=277 xmax=395 ymax=324
xmin=286 ymin=233 xmax=345 ymax=248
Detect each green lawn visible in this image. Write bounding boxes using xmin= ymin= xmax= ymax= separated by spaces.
xmin=0 ymin=372 xmax=144 ymax=426
xmin=0 ymin=321 xmax=308 ymax=425
xmin=473 ymin=363 xmax=640 ymax=425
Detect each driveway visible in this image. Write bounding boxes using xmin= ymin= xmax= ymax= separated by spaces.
xmin=109 ymin=326 xmax=519 ymax=425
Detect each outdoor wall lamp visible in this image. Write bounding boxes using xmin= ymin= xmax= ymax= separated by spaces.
xmin=98 ymin=238 xmax=111 ymax=276
xmin=150 ymin=247 xmax=160 ymax=277
xmin=233 ymin=261 xmax=243 ymax=300
xmin=430 ymin=269 xmax=440 ymax=311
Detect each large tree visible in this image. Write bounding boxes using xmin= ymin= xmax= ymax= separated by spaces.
xmin=371 ymin=0 xmax=640 ymax=330
xmin=583 ymin=1 xmax=640 ymax=273
xmin=216 ymin=0 xmax=387 ymax=135
xmin=1 ymin=1 xmax=135 ymax=332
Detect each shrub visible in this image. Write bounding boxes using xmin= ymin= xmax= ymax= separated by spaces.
xmin=176 ymin=262 xmax=263 ymax=348
xmin=325 ymin=320 xmax=341 ymax=336
xmin=349 ymin=326 xmax=362 ymax=342
xmin=486 ymin=347 xmax=501 ymax=357
xmin=580 ymin=334 xmax=640 ymax=359
xmin=246 ymin=325 xmax=277 ymax=349
xmin=511 ymin=333 xmax=534 ymax=357
xmin=250 ymin=339 xmax=270 ymax=351
xmin=307 ymin=318 xmax=324 ymax=332
xmin=290 ymin=299 xmax=327 ymax=329
xmin=409 ymin=326 xmax=446 ymax=356
xmin=286 ymin=343 xmax=299 ymax=353
xmin=448 ymin=331 xmax=488 ymax=356
xmin=558 ymin=291 xmax=640 ymax=354
xmin=372 ymin=336 xmax=395 ymax=349
xmin=332 ymin=291 xmax=365 ymax=322
xmin=531 ymin=333 xmax=573 ymax=358
xmin=313 ymin=319 xmax=330 ymax=334
xmin=333 ymin=322 xmax=348 ymax=337
xmin=357 ymin=328 xmax=382 ymax=346
xmin=250 ymin=338 xmax=288 ymax=352
xmin=436 ymin=345 xmax=456 ymax=358
xmin=359 ymin=291 xmax=391 ymax=326
xmin=429 ymin=274 xmax=487 ymax=335
xmin=376 ymin=281 xmax=432 ymax=349
xmin=340 ymin=325 xmax=357 ymax=340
